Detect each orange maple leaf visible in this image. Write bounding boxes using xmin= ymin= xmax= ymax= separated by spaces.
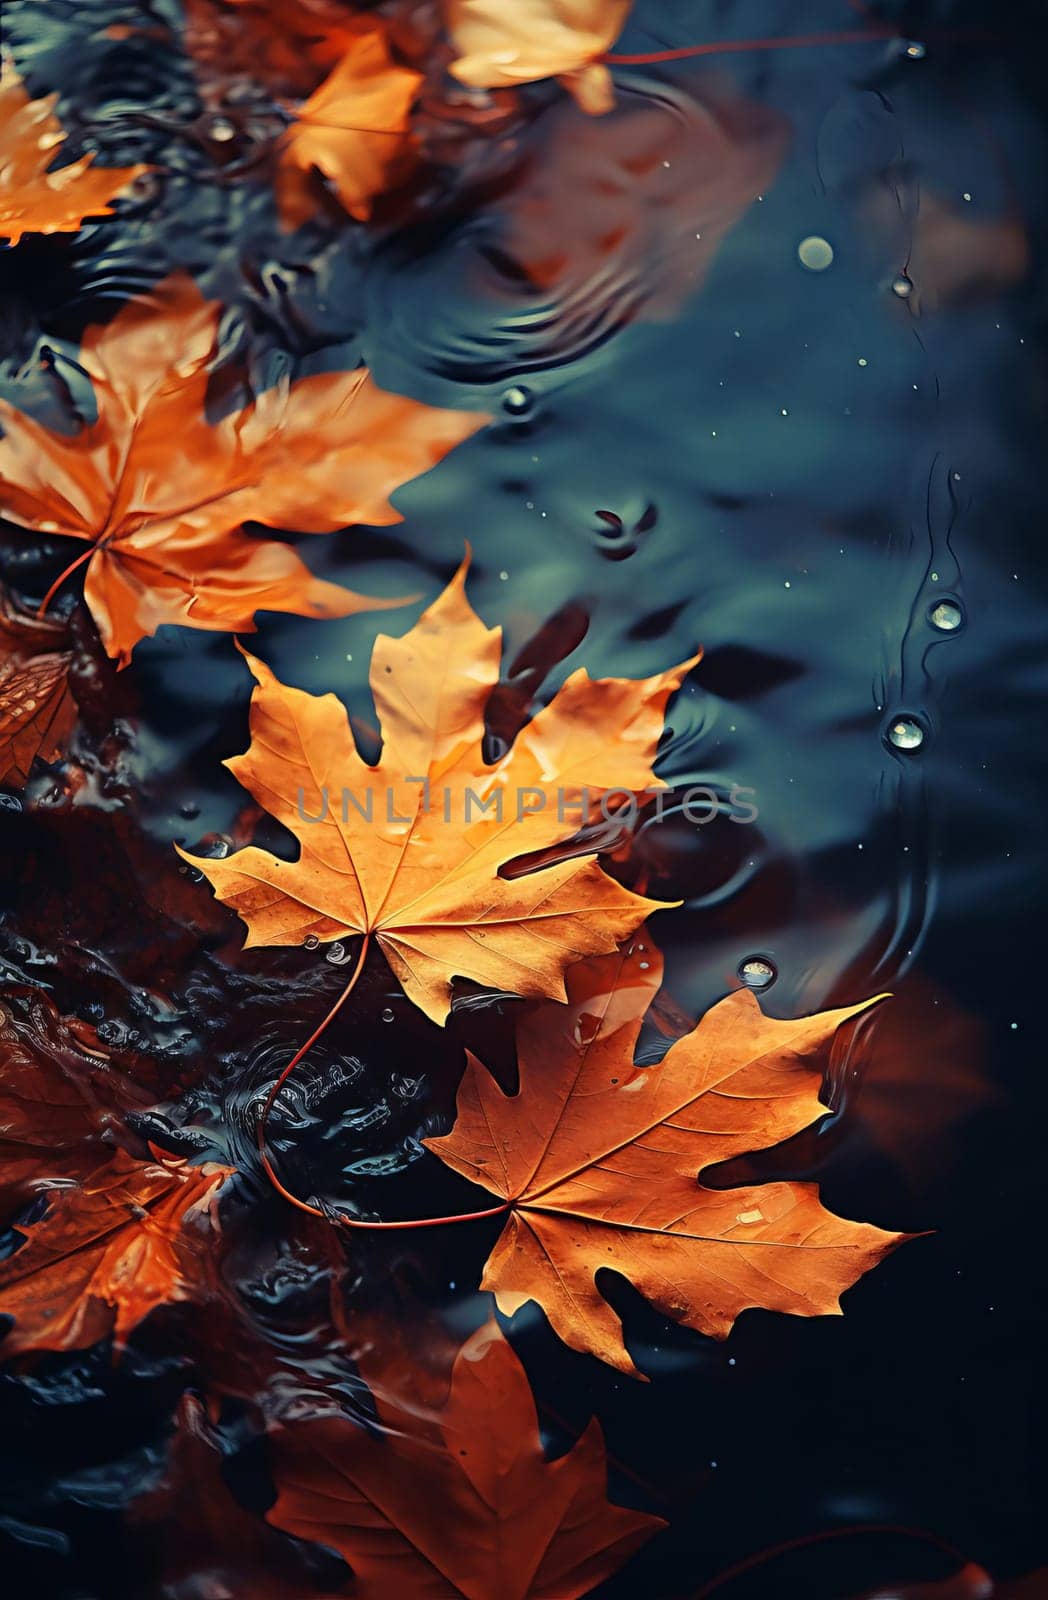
xmin=0 ymin=60 xmax=149 ymax=245
xmin=0 ymin=275 xmax=487 ymax=664
xmin=276 ymin=18 xmax=424 ymax=226
xmin=0 ymin=1147 xmax=233 ymax=1357
xmin=427 ymin=942 xmax=910 ymax=1375
xmin=267 ymin=1317 xmax=664 ymax=1599
xmin=444 ymin=0 xmax=633 ymax=115
xmin=0 ymin=584 xmax=77 ymax=785
xmin=180 ymin=559 xmax=697 ymax=1024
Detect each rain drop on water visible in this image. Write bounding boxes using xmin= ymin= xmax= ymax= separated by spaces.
xmin=207 ymin=116 xmax=237 ymax=143
xmin=929 ymin=598 xmax=964 ymax=632
xmin=502 ymin=386 xmax=534 ymax=416
xmin=798 ymin=236 xmax=834 ymax=272
xmin=887 ymin=716 xmax=926 ymax=751
xmin=738 ymin=957 xmax=776 ymax=989
xmin=381 ymin=1007 xmax=395 ymax=1023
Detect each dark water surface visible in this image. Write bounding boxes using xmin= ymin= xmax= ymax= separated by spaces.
xmin=1 ymin=2 xmax=1046 ymax=1596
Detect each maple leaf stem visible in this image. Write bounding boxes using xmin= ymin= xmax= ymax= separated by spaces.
xmin=686 ymin=1522 xmax=970 ymax=1600
xmin=36 ymin=545 xmax=96 ymax=619
xmin=602 ymin=25 xmax=993 ymax=65
xmin=256 ymin=934 xmax=511 ymax=1230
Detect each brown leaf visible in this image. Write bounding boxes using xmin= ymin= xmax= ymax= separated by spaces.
xmin=0 ymin=60 xmax=149 ymax=245
xmin=183 ymin=0 xmax=363 ymax=98
xmin=444 ymin=0 xmax=633 ymax=114
xmin=276 ymin=18 xmax=424 ymax=226
xmin=427 ymin=942 xmax=909 ymax=1375
xmin=130 ymin=1393 xmax=340 ymax=1599
xmin=0 ymin=585 xmax=77 ymax=785
xmin=0 ymin=1147 xmax=233 ymax=1356
xmin=267 ymin=1317 xmax=663 ymax=1599
xmin=498 ymin=83 xmax=789 ymax=327
xmin=180 ymin=559 xmax=697 ymax=1023
xmin=0 ymin=274 xmax=487 ymax=663
xmin=0 ymin=987 xmax=154 ymax=1214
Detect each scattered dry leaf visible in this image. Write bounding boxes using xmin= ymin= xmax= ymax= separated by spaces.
xmin=267 ymin=1316 xmax=664 ymax=1599
xmin=180 ymin=559 xmax=696 ymax=1023
xmin=0 ymin=1147 xmax=233 ymax=1356
xmin=0 ymin=60 xmax=149 ymax=245
xmin=428 ymin=942 xmax=908 ymax=1374
xmin=0 ymin=274 xmax=487 ymax=664
xmin=444 ymin=0 xmax=632 ymax=114
xmin=276 ymin=18 xmax=424 ymax=226
xmin=0 ymin=584 xmax=77 ymax=785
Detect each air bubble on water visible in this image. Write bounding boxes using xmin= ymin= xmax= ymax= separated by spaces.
xmin=892 ymin=273 xmax=914 ymax=298
xmin=502 ymin=385 xmax=533 ymax=416
xmin=207 ymin=116 xmax=237 ymax=142
xmin=738 ymin=957 xmax=776 ymax=989
xmin=326 ymin=941 xmax=350 ymax=964
xmin=905 ymin=40 xmax=926 ymax=58
xmin=929 ymin=599 xmax=964 ymax=632
xmin=303 ymin=934 xmax=320 ymax=950
xmin=887 ymin=716 xmax=925 ymax=751
xmin=797 ymin=236 xmax=834 ymax=272
xmin=381 ymin=1007 xmax=395 ymax=1023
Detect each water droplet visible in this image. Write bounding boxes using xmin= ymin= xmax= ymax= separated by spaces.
xmin=738 ymin=957 xmax=776 ymax=989
xmin=887 ymin=716 xmax=926 ymax=752
xmin=797 ymin=236 xmax=834 ymax=272
xmin=502 ymin=385 xmax=533 ymax=416
xmin=891 ymin=273 xmax=914 ymax=298
xmin=303 ymin=934 xmax=320 ymax=950
xmin=929 ymin=598 xmax=964 ymax=632
xmin=381 ymin=1007 xmax=395 ymax=1023
xmin=905 ymin=40 xmax=926 ymax=59
xmin=207 ymin=115 xmax=237 ymax=143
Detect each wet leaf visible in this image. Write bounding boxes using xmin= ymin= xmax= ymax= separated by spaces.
xmin=267 ymin=1316 xmax=663 ymax=1600
xmin=444 ymin=0 xmax=633 ymax=114
xmin=180 ymin=558 xmax=697 ymax=1023
xmin=184 ymin=0 xmax=363 ymax=97
xmin=277 ymin=17 xmax=423 ymax=225
xmin=0 ymin=1147 xmax=234 ymax=1356
xmin=0 ymin=987 xmax=154 ymax=1213
xmin=427 ymin=942 xmax=908 ymax=1375
xmin=0 ymin=585 xmax=77 ymax=785
xmin=498 ymin=84 xmax=789 ymax=327
xmin=0 ymin=59 xmax=149 ymax=245
xmin=131 ymin=1393 xmax=339 ymax=1599
xmin=0 ymin=274 xmax=487 ymax=664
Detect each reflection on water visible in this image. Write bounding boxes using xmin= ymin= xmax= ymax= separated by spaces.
xmin=1 ymin=0 xmax=1046 ymax=1595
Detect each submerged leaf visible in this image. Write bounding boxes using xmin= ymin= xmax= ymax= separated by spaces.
xmin=0 ymin=1147 xmax=233 ymax=1356
xmin=267 ymin=1317 xmax=663 ymax=1599
xmin=0 ymin=586 xmax=77 ymax=785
